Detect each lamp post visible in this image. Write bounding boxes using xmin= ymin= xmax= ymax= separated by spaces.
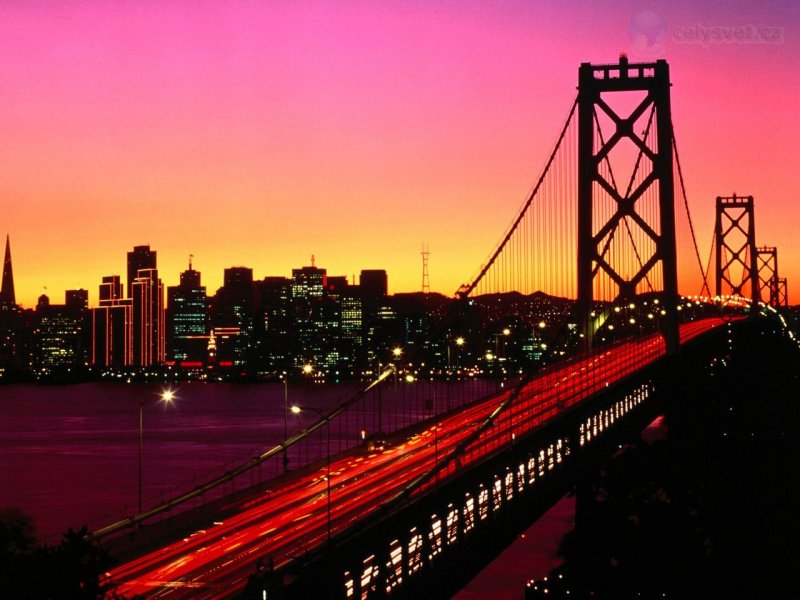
xmin=139 ymin=389 xmax=174 ymax=515
xmin=447 ymin=336 xmax=465 ymax=370
xmin=290 ymin=404 xmax=331 ymax=545
xmin=391 ymin=346 xmax=402 ymax=387
xmin=282 ymin=375 xmax=289 ymax=473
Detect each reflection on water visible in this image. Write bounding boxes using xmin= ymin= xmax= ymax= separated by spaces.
xmin=0 ymin=378 xmax=498 ymax=542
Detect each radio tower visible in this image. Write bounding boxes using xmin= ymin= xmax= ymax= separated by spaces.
xmin=421 ymin=244 xmax=430 ymax=294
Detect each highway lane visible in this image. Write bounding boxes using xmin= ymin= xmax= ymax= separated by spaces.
xmin=108 ymin=317 xmax=728 ymax=598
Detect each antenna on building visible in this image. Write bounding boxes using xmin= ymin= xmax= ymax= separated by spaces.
xmin=189 ymin=254 xmax=194 ymax=270
xmin=421 ymin=244 xmax=430 ymax=294
xmin=311 ymin=254 xmax=316 ymax=268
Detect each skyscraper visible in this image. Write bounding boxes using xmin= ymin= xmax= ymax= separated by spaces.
xmin=99 ymin=275 xmax=123 ymax=303
xmin=360 ymin=270 xmax=387 ymax=298
xmin=0 ymin=235 xmax=23 ymax=378
xmin=254 ymin=276 xmax=292 ymax=373
xmin=92 ymin=275 xmax=132 ymax=367
xmin=0 ymin=235 xmax=15 ymax=306
xmin=34 ymin=292 xmax=86 ymax=376
xmin=167 ymin=258 xmax=208 ymax=364
xmin=132 ymin=268 xmax=165 ymax=366
xmin=127 ymin=245 xmax=156 ymax=298
xmin=210 ymin=267 xmax=254 ymax=368
xmin=291 ymin=262 xmax=328 ymax=368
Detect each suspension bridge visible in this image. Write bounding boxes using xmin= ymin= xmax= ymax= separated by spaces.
xmin=96 ymin=57 xmax=796 ymax=599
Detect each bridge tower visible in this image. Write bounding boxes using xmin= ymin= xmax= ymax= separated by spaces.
xmin=776 ymin=277 xmax=788 ymax=308
xmin=755 ymin=245 xmax=779 ymax=307
xmin=577 ymin=57 xmax=679 ymax=354
xmin=715 ymin=195 xmax=758 ymax=307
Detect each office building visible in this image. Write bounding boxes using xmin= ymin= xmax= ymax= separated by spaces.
xmin=127 ymin=245 xmax=156 ymax=298
xmin=167 ymin=258 xmax=208 ymax=364
xmin=92 ymin=275 xmax=132 ymax=367
xmin=132 ymin=268 xmax=165 ymax=366
xmin=210 ymin=267 xmax=254 ymax=367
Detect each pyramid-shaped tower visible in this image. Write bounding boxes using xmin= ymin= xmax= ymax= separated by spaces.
xmin=0 ymin=235 xmax=15 ymax=305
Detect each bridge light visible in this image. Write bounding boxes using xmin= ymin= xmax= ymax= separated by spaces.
xmin=538 ymin=321 xmax=546 ymax=329
xmin=503 ymin=328 xmax=511 ymax=336
xmin=614 ymin=306 xmax=621 ymax=313
xmin=629 ymin=318 xmax=636 ymax=324
xmin=628 ymin=303 xmax=636 ymax=310
xmin=392 ymin=347 xmax=402 ymax=358
xmin=455 ymin=337 xmax=465 ymax=346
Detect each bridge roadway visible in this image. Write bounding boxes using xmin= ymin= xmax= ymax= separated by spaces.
xmin=107 ymin=317 xmax=727 ymax=599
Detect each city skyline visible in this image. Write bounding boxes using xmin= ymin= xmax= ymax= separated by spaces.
xmin=4 ymin=236 xmax=396 ymax=310
xmin=2 ymin=1 xmax=799 ymax=308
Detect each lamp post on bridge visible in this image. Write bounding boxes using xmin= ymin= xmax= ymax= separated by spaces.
xmin=290 ymin=404 xmax=332 ymax=545
xmin=139 ymin=389 xmax=175 ymax=515
xmin=447 ymin=336 xmax=465 ymax=371
xmin=282 ymin=374 xmax=289 ymax=473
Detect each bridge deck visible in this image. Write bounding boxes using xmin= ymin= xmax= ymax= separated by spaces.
xmin=108 ymin=317 xmax=728 ymax=598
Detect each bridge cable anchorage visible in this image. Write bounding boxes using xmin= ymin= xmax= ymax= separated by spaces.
xmin=458 ymin=95 xmax=578 ymax=299
xmin=672 ymin=128 xmax=711 ymax=297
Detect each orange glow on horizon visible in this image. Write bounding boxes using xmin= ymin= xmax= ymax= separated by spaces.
xmin=2 ymin=2 xmax=798 ymax=308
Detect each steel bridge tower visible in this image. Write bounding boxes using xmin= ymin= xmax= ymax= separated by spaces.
xmin=755 ymin=246 xmax=779 ymax=307
xmin=776 ymin=277 xmax=789 ymax=308
xmin=715 ymin=194 xmax=758 ymax=306
xmin=577 ymin=57 xmax=679 ymax=354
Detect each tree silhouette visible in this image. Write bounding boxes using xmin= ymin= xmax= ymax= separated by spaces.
xmin=0 ymin=512 xmax=118 ymax=599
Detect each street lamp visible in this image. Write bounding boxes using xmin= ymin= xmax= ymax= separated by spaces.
xmin=290 ymin=404 xmax=332 ymax=545
xmin=139 ymin=389 xmax=175 ymax=515
xmin=282 ymin=375 xmax=289 ymax=473
xmin=447 ymin=336 xmax=465 ymax=370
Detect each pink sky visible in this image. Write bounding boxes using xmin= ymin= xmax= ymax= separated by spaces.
xmin=1 ymin=0 xmax=798 ymax=307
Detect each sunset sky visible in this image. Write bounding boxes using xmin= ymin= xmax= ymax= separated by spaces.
xmin=1 ymin=0 xmax=798 ymax=308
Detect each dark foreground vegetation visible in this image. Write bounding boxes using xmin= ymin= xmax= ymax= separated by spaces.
xmin=0 ymin=510 xmax=117 ymax=599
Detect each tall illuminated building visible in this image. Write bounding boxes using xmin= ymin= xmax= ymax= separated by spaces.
xmin=167 ymin=258 xmax=208 ymax=364
xmin=1 ymin=235 xmax=15 ymax=307
xmin=0 ymin=235 xmax=23 ymax=378
xmin=92 ymin=275 xmax=132 ymax=367
xmin=254 ymin=276 xmax=292 ymax=373
xmin=339 ymin=290 xmax=363 ymax=373
xmin=210 ymin=267 xmax=254 ymax=368
xmin=132 ymin=268 xmax=165 ymax=366
xmin=291 ymin=260 xmax=328 ymax=368
xmin=99 ymin=275 xmax=123 ymax=303
xmin=127 ymin=245 xmax=156 ymax=298
xmin=34 ymin=291 xmax=88 ymax=376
